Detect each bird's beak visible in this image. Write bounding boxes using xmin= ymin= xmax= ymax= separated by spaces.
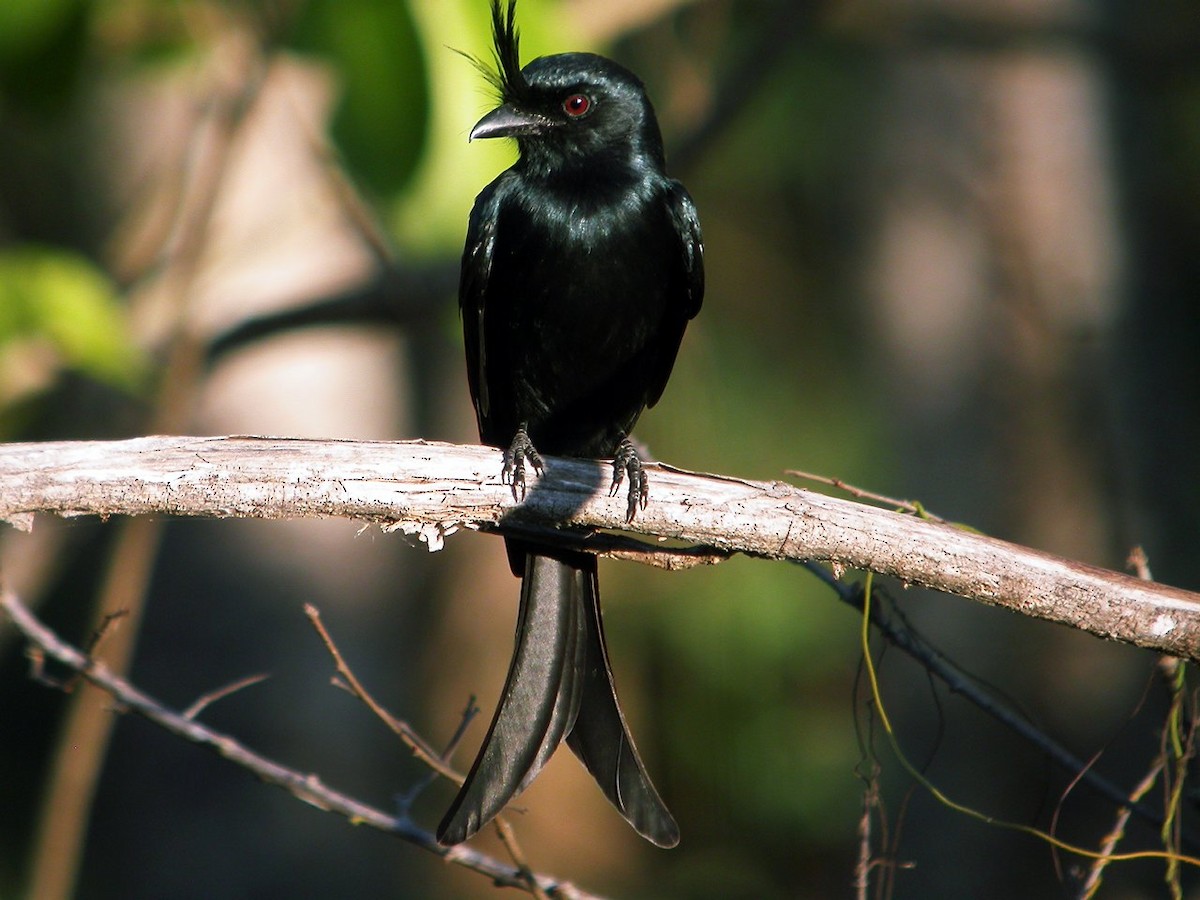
xmin=470 ymin=104 xmax=550 ymax=141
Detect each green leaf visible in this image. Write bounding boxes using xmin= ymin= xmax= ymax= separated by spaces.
xmin=0 ymin=246 xmax=146 ymax=393
xmin=287 ymin=0 xmax=430 ymax=197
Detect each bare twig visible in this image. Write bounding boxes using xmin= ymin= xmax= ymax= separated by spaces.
xmin=785 ymin=469 xmax=948 ymax=523
xmin=304 ymin=603 xmax=461 ymax=783
xmin=804 ymin=561 xmax=1174 ymax=835
xmin=854 ymin=770 xmax=878 ymax=900
xmin=305 ymin=604 xmax=552 ymax=888
xmin=84 ymin=609 xmax=130 ymax=656
xmin=0 ymin=587 xmax=605 ymax=900
xmin=1129 ymin=546 xmax=1154 ymax=582
xmin=182 ymin=673 xmax=271 ymax=720
xmin=494 ymin=817 xmax=554 ymax=900
xmin=442 ymin=696 xmax=481 ymax=762
xmin=1078 ymin=758 xmax=1166 ymax=899
xmin=4 ymin=436 xmax=1200 ymax=852
xmin=1159 ymin=662 xmax=1195 ymax=900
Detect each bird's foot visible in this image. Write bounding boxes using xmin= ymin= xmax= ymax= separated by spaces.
xmin=501 ymin=426 xmax=544 ymax=500
xmin=609 ymin=436 xmax=649 ymax=523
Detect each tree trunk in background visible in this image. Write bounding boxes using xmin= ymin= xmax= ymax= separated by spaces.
xmin=857 ymin=2 xmax=1162 ymax=895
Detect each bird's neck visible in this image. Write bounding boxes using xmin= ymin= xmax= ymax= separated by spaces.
xmin=516 ymin=148 xmax=659 ymax=195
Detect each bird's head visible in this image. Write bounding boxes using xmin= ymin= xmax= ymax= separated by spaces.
xmin=466 ymin=0 xmax=666 ymax=173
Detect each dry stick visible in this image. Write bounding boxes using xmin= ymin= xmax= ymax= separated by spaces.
xmin=443 ymin=697 xmax=481 ymax=758
xmin=1077 ymin=547 xmax=1176 ymax=897
xmin=304 ymin=603 xmax=459 ymax=782
xmin=1078 ymin=759 xmax=1167 ymax=899
xmin=182 ymin=673 xmax=271 ymax=720
xmin=786 ymin=469 xmax=948 ymax=523
xmin=494 ymin=818 xmax=553 ymax=900
xmin=854 ymin=776 xmax=876 ymax=900
xmin=305 ymin=604 xmax=550 ymax=898
xmin=0 ymin=587 xmax=603 ymax=900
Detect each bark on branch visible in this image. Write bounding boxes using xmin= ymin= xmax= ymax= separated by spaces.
xmin=2 ymin=435 xmax=1197 ymax=660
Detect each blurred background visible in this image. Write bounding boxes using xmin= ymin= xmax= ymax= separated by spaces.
xmin=1 ymin=0 xmax=1199 ymax=897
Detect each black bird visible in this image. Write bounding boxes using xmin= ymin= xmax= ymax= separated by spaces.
xmin=438 ymin=0 xmax=703 ymax=848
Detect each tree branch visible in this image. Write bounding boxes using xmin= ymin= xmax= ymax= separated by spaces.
xmin=2 ymin=435 xmax=1198 ymax=659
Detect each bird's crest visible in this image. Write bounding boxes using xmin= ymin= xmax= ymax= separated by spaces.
xmin=461 ymin=0 xmax=532 ymax=107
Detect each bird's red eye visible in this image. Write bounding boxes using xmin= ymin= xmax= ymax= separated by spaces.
xmin=562 ymin=93 xmax=591 ymax=117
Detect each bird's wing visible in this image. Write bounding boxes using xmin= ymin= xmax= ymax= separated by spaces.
xmin=565 ymin=563 xmax=681 ymax=848
xmin=437 ymin=552 xmax=587 ymax=846
xmin=459 ymin=180 xmax=503 ymax=424
xmin=645 ymin=180 xmax=705 ymax=411
xmin=667 ymin=179 xmax=705 ymax=321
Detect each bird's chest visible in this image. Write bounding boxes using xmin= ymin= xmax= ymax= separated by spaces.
xmin=489 ymin=192 xmax=669 ymax=355
xmin=476 ymin=188 xmax=675 ymax=442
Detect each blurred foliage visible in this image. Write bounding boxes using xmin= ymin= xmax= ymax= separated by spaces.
xmin=0 ymin=0 xmax=90 ymax=114
xmin=390 ymin=0 xmax=589 ymax=254
xmin=0 ymin=245 xmax=146 ymax=428
xmin=286 ymin=0 xmax=429 ymax=198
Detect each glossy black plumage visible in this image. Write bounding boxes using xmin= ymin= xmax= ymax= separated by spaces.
xmin=438 ymin=0 xmax=702 ymax=848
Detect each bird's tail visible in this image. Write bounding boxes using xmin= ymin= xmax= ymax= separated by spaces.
xmin=437 ymin=552 xmax=678 ymax=847
xmin=565 ymin=557 xmax=679 ymax=847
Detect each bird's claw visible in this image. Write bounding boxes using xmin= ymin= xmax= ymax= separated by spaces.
xmin=501 ymin=427 xmax=544 ymax=501
xmin=609 ymin=437 xmax=649 ymax=523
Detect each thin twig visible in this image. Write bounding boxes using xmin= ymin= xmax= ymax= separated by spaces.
xmin=799 ymin=561 xmax=1178 ymax=836
xmin=1158 ymin=662 xmax=1194 ymax=900
xmin=1073 ymin=547 xmax=1193 ymax=897
xmin=442 ymin=695 xmax=482 ymax=762
xmin=785 ymin=469 xmax=948 ymax=523
xmin=305 ymin=604 xmax=545 ymax=880
xmin=1128 ymin=546 xmax=1154 ymax=582
xmin=0 ymin=586 xmax=605 ymax=900
xmin=304 ymin=603 xmax=461 ymax=783
xmin=854 ymin=770 xmax=877 ymax=900
xmin=1049 ymin=664 xmax=1164 ymax=884
xmin=1078 ymin=757 xmax=1166 ymax=899
xmin=182 ymin=673 xmax=271 ymax=720
xmin=396 ymin=696 xmax=482 ymax=813
xmin=495 ymin=817 xmax=554 ymax=900
xmin=84 ymin=609 xmax=130 ymax=656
